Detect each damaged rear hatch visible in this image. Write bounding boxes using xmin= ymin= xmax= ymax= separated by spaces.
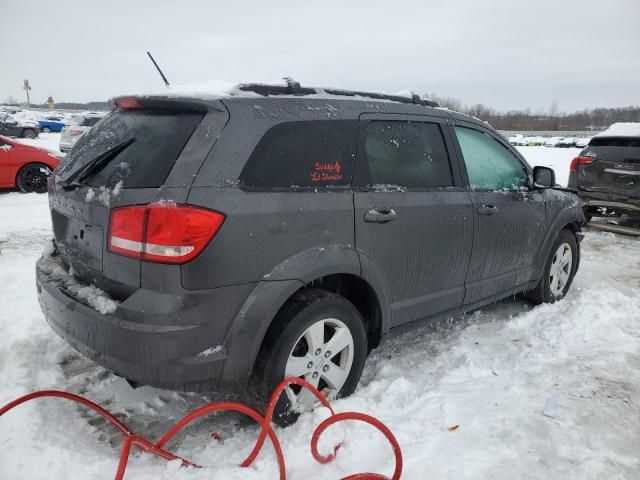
xmin=574 ymin=136 xmax=640 ymax=200
xmin=47 ymin=96 xmax=228 ymax=301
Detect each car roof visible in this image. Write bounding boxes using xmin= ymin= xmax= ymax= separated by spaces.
xmin=115 ymin=80 xmax=488 ymax=128
xmin=594 ymin=122 xmax=640 ymax=139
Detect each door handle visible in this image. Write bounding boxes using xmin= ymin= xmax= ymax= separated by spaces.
xmin=364 ymin=208 xmax=397 ymax=223
xmin=477 ymin=205 xmax=499 ymax=215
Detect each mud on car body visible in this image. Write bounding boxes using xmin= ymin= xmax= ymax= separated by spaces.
xmin=36 ymin=83 xmax=585 ymax=423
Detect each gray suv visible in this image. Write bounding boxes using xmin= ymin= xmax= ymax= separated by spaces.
xmin=36 ymin=83 xmax=585 ymax=422
xmin=568 ymin=123 xmax=640 ymax=220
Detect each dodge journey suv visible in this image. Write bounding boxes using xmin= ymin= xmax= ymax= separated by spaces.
xmin=36 ymin=82 xmax=585 ymax=422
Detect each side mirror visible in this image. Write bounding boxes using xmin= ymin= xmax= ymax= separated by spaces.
xmin=532 ymin=166 xmax=555 ymax=189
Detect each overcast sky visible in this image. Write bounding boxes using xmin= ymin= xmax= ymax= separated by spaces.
xmin=1 ymin=0 xmax=639 ymax=112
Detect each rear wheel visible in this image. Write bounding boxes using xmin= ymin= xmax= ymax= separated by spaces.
xmin=22 ymin=128 xmax=37 ymax=139
xmin=526 ymin=229 xmax=578 ymax=304
xmin=251 ymin=289 xmax=368 ymax=427
xmin=41 ymin=126 xmax=51 ymax=133
xmin=16 ymin=163 xmax=52 ymax=193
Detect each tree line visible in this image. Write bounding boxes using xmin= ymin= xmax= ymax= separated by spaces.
xmin=425 ymin=94 xmax=640 ymax=131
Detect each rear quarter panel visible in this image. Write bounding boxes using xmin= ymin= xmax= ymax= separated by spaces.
xmin=186 ymin=98 xmax=368 ymax=290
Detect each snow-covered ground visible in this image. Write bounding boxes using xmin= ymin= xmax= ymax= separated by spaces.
xmin=1 ymin=143 xmax=639 ymax=479
xmin=517 ymin=146 xmax=581 ymax=187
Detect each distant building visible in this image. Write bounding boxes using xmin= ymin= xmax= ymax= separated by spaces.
xmin=47 ymin=96 xmax=55 ymax=109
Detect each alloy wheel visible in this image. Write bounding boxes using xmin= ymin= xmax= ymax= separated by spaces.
xmin=549 ymin=243 xmax=572 ymax=296
xmin=18 ymin=165 xmax=52 ymax=193
xmin=284 ymin=317 xmax=354 ymax=410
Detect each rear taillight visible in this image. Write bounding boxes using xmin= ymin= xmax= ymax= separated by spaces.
xmin=108 ymin=204 xmax=225 ymax=264
xmin=115 ymin=97 xmax=144 ymax=110
xmin=570 ymin=156 xmax=595 ymax=173
xmin=70 ymin=129 xmax=84 ymax=136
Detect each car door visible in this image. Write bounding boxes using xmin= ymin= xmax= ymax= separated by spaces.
xmin=451 ymin=122 xmax=546 ymax=305
xmin=0 ymin=114 xmax=20 ymax=137
xmin=0 ymin=139 xmax=12 ymax=186
xmin=354 ymin=114 xmax=473 ymax=327
xmin=0 ymin=114 xmax=8 ymax=136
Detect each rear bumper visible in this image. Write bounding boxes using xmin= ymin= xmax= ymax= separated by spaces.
xmin=36 ymin=254 xmax=258 ymax=394
xmin=59 ymin=141 xmax=73 ymax=151
xmin=576 ymin=190 xmax=640 ymax=213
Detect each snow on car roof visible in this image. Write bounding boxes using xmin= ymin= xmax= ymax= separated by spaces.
xmin=120 ymin=79 xmax=432 ymax=106
xmin=594 ymin=122 xmax=640 ymax=138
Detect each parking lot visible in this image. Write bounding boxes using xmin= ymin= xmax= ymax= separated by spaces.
xmin=1 ymin=136 xmax=638 ymax=479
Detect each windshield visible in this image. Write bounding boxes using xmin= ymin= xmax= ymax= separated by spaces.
xmin=57 ymin=109 xmax=204 ymax=189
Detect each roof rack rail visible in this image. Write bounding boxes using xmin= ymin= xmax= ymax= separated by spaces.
xmin=237 ymin=80 xmax=440 ymax=107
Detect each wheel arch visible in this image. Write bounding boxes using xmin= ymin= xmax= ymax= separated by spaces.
xmin=533 ymin=204 xmax=584 ymax=282
xmin=220 ymin=246 xmax=391 ymax=391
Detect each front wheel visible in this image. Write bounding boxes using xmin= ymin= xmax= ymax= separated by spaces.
xmin=41 ymin=126 xmax=51 ymax=133
xmin=16 ymin=163 xmax=52 ymax=193
xmin=22 ymin=128 xmax=37 ymax=139
xmin=526 ymin=229 xmax=579 ymax=304
xmin=251 ymin=289 xmax=368 ymax=426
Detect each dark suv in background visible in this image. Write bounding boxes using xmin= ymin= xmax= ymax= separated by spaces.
xmin=36 ymin=82 xmax=584 ymax=422
xmin=569 ymin=123 xmax=640 ymax=220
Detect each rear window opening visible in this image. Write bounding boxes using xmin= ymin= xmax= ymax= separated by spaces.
xmin=590 ymin=137 xmax=640 ymax=148
xmin=58 ymin=110 xmax=204 ymax=189
xmin=584 ymin=137 xmax=640 ymax=164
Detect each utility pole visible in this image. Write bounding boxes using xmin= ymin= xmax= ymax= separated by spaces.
xmin=23 ymin=79 xmax=31 ymax=107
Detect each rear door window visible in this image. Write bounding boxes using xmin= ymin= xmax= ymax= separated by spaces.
xmin=239 ymin=120 xmax=357 ymax=189
xmin=58 ymin=110 xmax=204 ymax=189
xmin=584 ymin=137 xmax=640 ymax=164
xmin=81 ymin=116 xmax=103 ymax=127
xmin=454 ymin=126 xmax=527 ymax=190
xmin=362 ymin=120 xmax=453 ymax=189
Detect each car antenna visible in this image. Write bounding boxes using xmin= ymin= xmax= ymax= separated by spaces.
xmin=146 ymin=51 xmax=170 ymax=88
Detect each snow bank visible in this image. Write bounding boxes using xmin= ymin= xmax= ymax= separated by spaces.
xmin=38 ymin=238 xmax=118 ymax=315
xmin=594 ymin=122 xmax=640 ymax=138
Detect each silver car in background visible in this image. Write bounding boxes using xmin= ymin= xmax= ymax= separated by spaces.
xmin=59 ymin=112 xmax=106 ymax=152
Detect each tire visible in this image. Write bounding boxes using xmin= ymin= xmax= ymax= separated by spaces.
xmin=582 ymin=207 xmax=593 ymax=223
xmin=525 ymin=229 xmax=579 ymax=304
xmin=250 ymin=288 xmax=368 ymax=427
xmin=22 ymin=128 xmax=37 ymax=139
xmin=41 ymin=127 xmax=51 ymax=133
xmin=16 ymin=163 xmax=52 ymax=193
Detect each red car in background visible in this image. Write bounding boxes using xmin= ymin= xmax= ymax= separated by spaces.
xmin=0 ymin=136 xmax=60 ymax=193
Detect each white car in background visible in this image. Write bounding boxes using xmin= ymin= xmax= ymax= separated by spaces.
xmin=59 ymin=112 xmax=106 ymax=152
xmin=544 ymin=137 xmax=565 ymax=147
xmin=557 ymin=137 xmax=577 ymax=148
xmin=508 ymin=134 xmax=527 ymax=146
xmin=525 ymin=136 xmax=544 ymax=146
xmin=575 ymin=137 xmax=591 ymax=148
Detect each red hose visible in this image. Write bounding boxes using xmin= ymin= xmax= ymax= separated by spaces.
xmin=0 ymin=378 xmax=403 ymax=479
